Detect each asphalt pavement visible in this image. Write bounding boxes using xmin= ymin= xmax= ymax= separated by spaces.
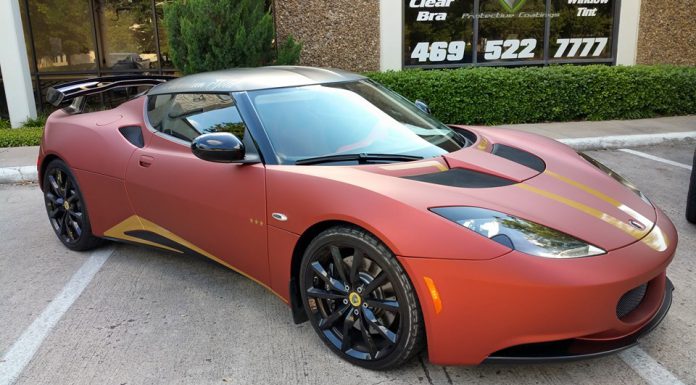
xmin=0 ymin=140 xmax=694 ymax=385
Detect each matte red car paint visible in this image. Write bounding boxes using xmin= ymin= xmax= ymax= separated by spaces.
xmin=38 ymin=91 xmax=677 ymax=365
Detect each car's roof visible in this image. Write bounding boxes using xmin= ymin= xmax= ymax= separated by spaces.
xmin=147 ymin=66 xmax=365 ymax=95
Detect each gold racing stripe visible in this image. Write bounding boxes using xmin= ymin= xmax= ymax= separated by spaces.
xmin=381 ymin=160 xmax=448 ymax=172
xmin=545 ymin=170 xmax=654 ymax=228
xmin=516 ymin=184 xmax=667 ymax=252
xmin=104 ymin=215 xmax=288 ymax=303
xmin=103 ymin=215 xmax=182 ymax=254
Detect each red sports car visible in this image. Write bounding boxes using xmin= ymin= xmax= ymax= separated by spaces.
xmin=38 ymin=67 xmax=676 ymax=369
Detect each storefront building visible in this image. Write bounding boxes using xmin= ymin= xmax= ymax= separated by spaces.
xmin=1 ymin=0 xmax=695 ymax=126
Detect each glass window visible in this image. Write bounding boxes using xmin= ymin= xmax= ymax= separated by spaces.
xmin=147 ymin=93 xmax=255 ymax=152
xmin=404 ymin=0 xmax=475 ymax=67
xmin=248 ymin=81 xmax=467 ymax=164
xmin=22 ymin=0 xmax=97 ymax=72
xmin=477 ymin=0 xmax=547 ymax=63
xmin=95 ymin=0 xmax=158 ymax=72
xmin=155 ymin=2 xmax=174 ymax=70
xmin=0 ymin=75 xmax=8 ymax=120
xmin=549 ymin=0 xmax=615 ymax=61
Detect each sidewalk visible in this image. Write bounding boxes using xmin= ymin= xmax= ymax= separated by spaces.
xmin=0 ymin=146 xmax=39 ymax=168
xmin=0 ymin=115 xmax=695 ymax=184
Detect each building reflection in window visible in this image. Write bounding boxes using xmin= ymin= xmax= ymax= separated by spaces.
xmin=23 ymin=0 xmax=97 ymax=72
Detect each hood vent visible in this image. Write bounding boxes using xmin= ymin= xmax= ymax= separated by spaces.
xmin=403 ymin=168 xmax=515 ymax=188
xmin=491 ymin=144 xmax=546 ymax=173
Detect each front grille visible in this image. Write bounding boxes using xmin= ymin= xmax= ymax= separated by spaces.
xmin=617 ymin=283 xmax=648 ymax=319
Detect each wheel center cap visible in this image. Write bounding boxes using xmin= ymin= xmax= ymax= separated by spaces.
xmin=63 ymin=201 xmax=70 ymax=210
xmin=348 ymin=292 xmax=362 ymax=307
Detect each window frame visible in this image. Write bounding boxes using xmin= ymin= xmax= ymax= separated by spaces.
xmin=143 ymin=92 xmax=262 ymax=161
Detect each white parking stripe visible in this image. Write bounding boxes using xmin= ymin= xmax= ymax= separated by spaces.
xmin=619 ymin=347 xmax=686 ymax=385
xmin=0 ymin=246 xmax=114 ymax=385
xmin=619 ymin=149 xmax=693 ymax=170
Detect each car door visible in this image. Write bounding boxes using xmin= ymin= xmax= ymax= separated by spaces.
xmin=124 ymin=92 xmax=270 ymax=284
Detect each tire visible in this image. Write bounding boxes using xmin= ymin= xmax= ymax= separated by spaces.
xmin=299 ymin=225 xmax=424 ymax=370
xmin=687 ymin=148 xmax=696 ymax=224
xmin=42 ymin=159 xmax=104 ymax=251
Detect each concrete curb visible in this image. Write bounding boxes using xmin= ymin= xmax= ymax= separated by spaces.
xmin=559 ymin=131 xmax=696 ymax=151
xmin=0 ymin=166 xmax=37 ymax=184
xmin=0 ymin=131 xmax=694 ymax=184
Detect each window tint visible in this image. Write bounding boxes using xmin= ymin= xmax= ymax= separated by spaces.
xmin=146 ymin=93 xmax=258 ymax=158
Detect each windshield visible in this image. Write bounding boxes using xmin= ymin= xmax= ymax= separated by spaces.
xmin=248 ymin=80 xmax=468 ymax=165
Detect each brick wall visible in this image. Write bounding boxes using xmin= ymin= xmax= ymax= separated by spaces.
xmin=274 ymin=0 xmax=380 ymax=72
xmin=637 ymin=0 xmax=696 ymax=65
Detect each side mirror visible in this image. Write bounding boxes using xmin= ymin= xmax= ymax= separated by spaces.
xmin=191 ymin=132 xmax=246 ymax=163
xmin=415 ymin=100 xmax=431 ymax=115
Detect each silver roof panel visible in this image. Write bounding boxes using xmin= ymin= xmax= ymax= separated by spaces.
xmin=147 ymin=66 xmax=365 ymax=95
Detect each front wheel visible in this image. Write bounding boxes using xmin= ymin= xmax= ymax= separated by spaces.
xmin=687 ymin=149 xmax=696 ymax=224
xmin=299 ymin=225 xmax=424 ymax=370
xmin=43 ymin=159 xmax=103 ymax=251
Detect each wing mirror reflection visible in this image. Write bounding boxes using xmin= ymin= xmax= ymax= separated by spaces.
xmin=415 ymin=100 xmax=431 ymax=115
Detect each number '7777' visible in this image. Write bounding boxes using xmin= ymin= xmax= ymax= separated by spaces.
xmin=555 ymin=38 xmax=608 ymax=58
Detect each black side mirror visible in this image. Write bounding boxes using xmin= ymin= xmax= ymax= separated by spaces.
xmin=415 ymin=100 xmax=431 ymax=115
xmin=191 ymin=132 xmax=246 ymax=163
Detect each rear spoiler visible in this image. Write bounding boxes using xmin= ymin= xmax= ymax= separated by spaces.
xmin=46 ymin=75 xmax=177 ymax=111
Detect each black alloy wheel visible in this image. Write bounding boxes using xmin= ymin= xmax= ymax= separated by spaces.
xmin=300 ymin=226 xmax=424 ymax=370
xmin=43 ymin=159 xmax=103 ymax=251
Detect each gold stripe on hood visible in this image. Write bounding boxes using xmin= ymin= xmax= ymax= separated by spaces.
xmin=516 ymin=184 xmax=666 ymax=251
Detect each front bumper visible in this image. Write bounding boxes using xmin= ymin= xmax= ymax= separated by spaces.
xmin=397 ymin=209 xmax=677 ymax=365
xmin=484 ymin=278 xmax=673 ymax=363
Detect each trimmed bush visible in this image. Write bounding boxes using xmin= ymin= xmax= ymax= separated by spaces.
xmin=0 ymin=127 xmax=43 ymax=147
xmin=366 ymin=65 xmax=696 ymax=125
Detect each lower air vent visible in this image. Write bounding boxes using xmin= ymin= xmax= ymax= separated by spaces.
xmin=403 ymin=168 xmax=515 ymax=188
xmin=617 ymin=283 xmax=648 ymax=319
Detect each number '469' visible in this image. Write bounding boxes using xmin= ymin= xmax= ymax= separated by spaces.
xmin=411 ymin=41 xmax=466 ymax=63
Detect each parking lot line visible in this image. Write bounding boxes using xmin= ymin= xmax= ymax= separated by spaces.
xmin=619 ymin=149 xmax=693 ymax=170
xmin=619 ymin=347 xmax=685 ymax=385
xmin=0 ymin=246 xmax=114 ymax=385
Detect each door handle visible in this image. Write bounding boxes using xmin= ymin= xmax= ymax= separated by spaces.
xmin=139 ymin=155 xmax=154 ymax=168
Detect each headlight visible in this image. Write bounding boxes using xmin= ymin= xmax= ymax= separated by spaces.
xmin=579 ymin=153 xmax=651 ymax=205
xmin=430 ymin=207 xmax=606 ymax=259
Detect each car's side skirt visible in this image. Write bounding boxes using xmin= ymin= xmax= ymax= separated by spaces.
xmin=102 ymin=215 xmax=288 ymax=303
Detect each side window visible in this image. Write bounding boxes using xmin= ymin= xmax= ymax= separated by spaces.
xmin=147 ymin=93 xmax=250 ymax=142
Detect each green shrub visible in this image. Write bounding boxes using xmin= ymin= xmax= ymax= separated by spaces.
xmin=21 ymin=114 xmax=48 ymax=128
xmin=0 ymin=120 xmax=10 ymax=129
xmin=164 ymin=0 xmax=302 ymax=74
xmin=0 ymin=127 xmax=43 ymax=147
xmin=366 ymin=65 xmax=696 ymax=125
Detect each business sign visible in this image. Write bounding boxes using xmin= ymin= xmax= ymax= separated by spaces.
xmin=404 ymin=0 xmax=617 ymax=68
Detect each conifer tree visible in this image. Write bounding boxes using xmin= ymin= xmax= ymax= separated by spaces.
xmin=164 ymin=0 xmax=301 ymax=74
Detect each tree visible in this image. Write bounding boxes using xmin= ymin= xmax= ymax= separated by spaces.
xmin=163 ymin=0 xmax=302 ymax=74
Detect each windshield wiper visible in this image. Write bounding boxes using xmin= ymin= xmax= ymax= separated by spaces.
xmin=295 ymin=153 xmax=424 ymax=166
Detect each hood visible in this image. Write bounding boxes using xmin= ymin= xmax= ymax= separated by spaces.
xmin=295 ymin=127 xmax=657 ymax=252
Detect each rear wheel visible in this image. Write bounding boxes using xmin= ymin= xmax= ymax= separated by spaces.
xmin=299 ymin=225 xmax=424 ymax=370
xmin=687 ymin=149 xmax=696 ymax=224
xmin=43 ymin=159 xmax=103 ymax=251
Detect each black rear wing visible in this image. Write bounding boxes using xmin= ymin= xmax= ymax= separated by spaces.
xmin=46 ymin=75 xmax=177 ymax=110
